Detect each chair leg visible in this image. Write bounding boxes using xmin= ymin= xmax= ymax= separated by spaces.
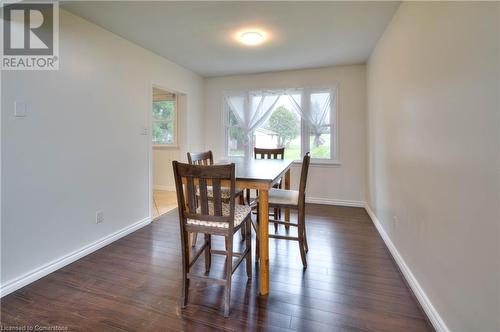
xmin=240 ymin=226 xmax=246 ymax=242
xmin=298 ymin=211 xmax=307 ymax=268
xmin=255 ymin=236 xmax=260 ymax=262
xmin=277 ymin=181 xmax=283 ymax=228
xmin=224 ymin=235 xmax=233 ymax=317
xmin=255 ymin=210 xmax=260 ymax=262
xmin=204 ymin=234 xmax=211 ymax=274
xmin=245 ymin=218 xmax=252 ymax=279
xmin=182 ymin=277 xmax=190 ymax=308
xmin=181 ymin=230 xmax=190 ymax=307
xmin=273 ymin=208 xmax=279 ymax=233
xmin=303 ymin=224 xmax=309 ymax=253
xmin=239 ymin=194 xmax=246 ymax=242
xmin=298 ymin=227 xmax=308 ymax=269
xmin=190 ymin=232 xmax=198 ymax=247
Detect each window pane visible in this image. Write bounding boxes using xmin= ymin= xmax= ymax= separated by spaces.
xmin=257 ymin=96 xmax=301 ymax=160
xmin=152 ymin=121 xmax=174 ymax=144
xmin=308 ymin=91 xmax=332 ymax=159
xmin=228 ymin=126 xmax=245 ymax=156
xmin=152 ymin=89 xmax=176 ymax=145
xmin=309 ymin=126 xmax=331 ymax=159
xmin=153 ymin=101 xmax=175 ymax=121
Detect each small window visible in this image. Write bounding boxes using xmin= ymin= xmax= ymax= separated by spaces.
xmin=152 ymin=87 xmax=177 ymax=146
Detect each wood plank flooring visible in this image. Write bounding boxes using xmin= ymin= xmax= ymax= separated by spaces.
xmin=0 ymin=205 xmax=434 ymax=331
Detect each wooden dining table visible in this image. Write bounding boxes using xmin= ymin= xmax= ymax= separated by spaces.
xmin=219 ymin=157 xmax=294 ymax=295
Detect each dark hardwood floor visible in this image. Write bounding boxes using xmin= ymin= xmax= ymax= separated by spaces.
xmin=0 ymin=205 xmax=434 ymax=331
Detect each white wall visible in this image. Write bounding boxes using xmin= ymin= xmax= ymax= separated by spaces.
xmin=367 ymin=2 xmax=499 ymax=331
xmin=203 ymin=65 xmax=366 ymax=205
xmin=498 ymin=3 xmax=500 ymax=328
xmin=153 ymin=147 xmax=179 ymax=190
xmin=1 ymin=10 xmax=204 ymax=292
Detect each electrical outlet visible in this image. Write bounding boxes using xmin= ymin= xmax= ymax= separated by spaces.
xmin=96 ymin=211 xmax=104 ymax=224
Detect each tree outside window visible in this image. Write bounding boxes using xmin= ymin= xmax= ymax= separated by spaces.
xmin=152 ymin=87 xmax=177 ymax=146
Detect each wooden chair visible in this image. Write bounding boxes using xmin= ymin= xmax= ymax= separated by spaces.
xmin=188 ymin=151 xmax=245 ymax=204
xmin=254 ymin=147 xmax=286 ymax=160
xmin=187 ymin=151 xmax=246 ymax=245
xmin=173 ymin=161 xmax=252 ymax=317
xmin=247 ymin=147 xmax=285 ymax=232
xmin=256 ymin=152 xmax=311 ymax=268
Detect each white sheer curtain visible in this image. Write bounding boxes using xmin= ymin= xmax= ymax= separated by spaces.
xmin=287 ymin=88 xmax=333 ymax=147
xmin=225 ymin=90 xmax=281 ymax=157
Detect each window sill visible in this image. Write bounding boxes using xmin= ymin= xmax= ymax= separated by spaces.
xmin=292 ymin=160 xmax=341 ymax=168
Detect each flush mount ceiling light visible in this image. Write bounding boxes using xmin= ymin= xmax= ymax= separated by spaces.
xmin=238 ymin=30 xmax=266 ymax=46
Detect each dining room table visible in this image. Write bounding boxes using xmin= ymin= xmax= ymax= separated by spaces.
xmin=216 ymin=156 xmax=294 ymax=295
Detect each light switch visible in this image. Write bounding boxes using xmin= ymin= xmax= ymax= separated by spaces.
xmin=14 ymin=101 xmax=27 ymax=117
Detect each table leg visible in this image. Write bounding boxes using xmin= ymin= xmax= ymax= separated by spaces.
xmin=258 ymin=189 xmax=269 ymax=295
xmin=285 ymin=169 xmax=291 ymax=231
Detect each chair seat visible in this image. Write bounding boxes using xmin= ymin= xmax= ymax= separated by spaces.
xmin=196 ymin=187 xmax=243 ymax=200
xmin=187 ymin=203 xmax=251 ymax=229
xmin=268 ymin=188 xmax=299 ymax=207
xmin=247 ymin=180 xmax=283 ymax=206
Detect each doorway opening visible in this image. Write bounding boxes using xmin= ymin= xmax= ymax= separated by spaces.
xmin=151 ymin=85 xmax=182 ymax=220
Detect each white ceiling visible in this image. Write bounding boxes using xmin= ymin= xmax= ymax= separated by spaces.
xmin=62 ymin=1 xmax=400 ymax=77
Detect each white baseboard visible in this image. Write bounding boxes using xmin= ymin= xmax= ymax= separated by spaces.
xmin=364 ymin=204 xmax=449 ymax=332
xmin=154 ymin=187 xmax=365 ymax=208
xmin=153 ymin=185 xmax=176 ymax=191
xmin=306 ymin=197 xmax=365 ymax=207
xmin=0 ymin=216 xmax=151 ymax=298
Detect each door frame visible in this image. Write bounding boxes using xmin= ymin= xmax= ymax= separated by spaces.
xmin=148 ymin=82 xmax=187 ymax=220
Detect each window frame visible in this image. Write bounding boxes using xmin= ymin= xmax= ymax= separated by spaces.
xmin=152 ymin=92 xmax=178 ymax=148
xmin=224 ymin=86 xmax=339 ymax=165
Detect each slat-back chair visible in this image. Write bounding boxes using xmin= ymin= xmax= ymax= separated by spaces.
xmin=254 ymin=147 xmax=286 ymax=160
xmin=173 ymin=161 xmax=252 ymax=317
xmin=257 ymin=152 xmax=311 ymax=268
xmin=187 ymin=151 xmax=245 ymax=204
xmin=187 ymin=151 xmax=246 ymax=246
xmin=187 ymin=151 xmax=214 ymax=166
xmin=248 ymin=147 xmax=285 ymax=232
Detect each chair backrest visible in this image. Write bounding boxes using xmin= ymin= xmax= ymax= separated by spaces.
xmin=173 ymin=161 xmax=236 ymax=233
xmin=254 ymin=147 xmax=285 ymax=160
xmin=298 ymin=152 xmax=311 ymax=206
xmin=187 ymin=151 xmax=214 ymax=165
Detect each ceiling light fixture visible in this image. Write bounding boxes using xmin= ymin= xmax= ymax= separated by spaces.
xmin=239 ymin=31 xmax=265 ymax=46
